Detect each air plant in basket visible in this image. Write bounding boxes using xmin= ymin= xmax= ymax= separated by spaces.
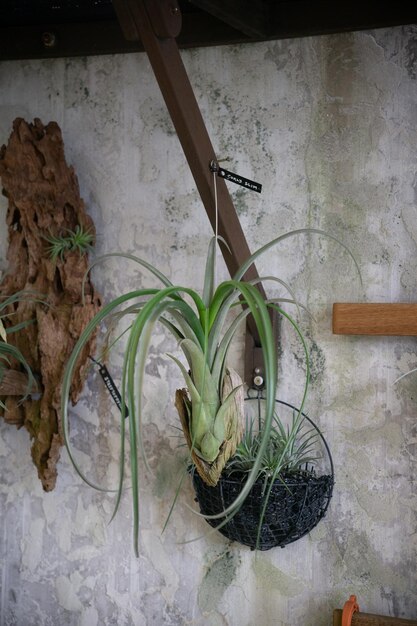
xmin=226 ymin=407 xmax=320 ymax=482
xmin=192 ymin=393 xmax=336 ymax=550
xmin=61 ymin=228 xmax=359 ymax=555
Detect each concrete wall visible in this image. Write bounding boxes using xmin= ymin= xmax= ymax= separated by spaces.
xmin=0 ymin=25 xmax=416 ymax=626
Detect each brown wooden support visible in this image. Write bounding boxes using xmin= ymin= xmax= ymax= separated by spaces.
xmin=113 ymin=0 xmax=277 ymax=385
xmin=333 ymin=303 xmax=417 ymax=336
xmin=189 ymin=0 xmax=270 ymax=38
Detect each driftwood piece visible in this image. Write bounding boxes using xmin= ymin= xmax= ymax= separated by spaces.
xmin=0 ymin=370 xmax=30 ymax=396
xmin=0 ymin=118 xmax=101 ymax=491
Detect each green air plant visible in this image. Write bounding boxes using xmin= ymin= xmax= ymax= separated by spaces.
xmin=0 ymin=291 xmax=39 ymax=407
xmin=225 ymin=408 xmax=320 ymax=481
xmin=45 ymin=224 xmax=94 ymax=261
xmin=61 ymin=228 xmax=360 ymax=556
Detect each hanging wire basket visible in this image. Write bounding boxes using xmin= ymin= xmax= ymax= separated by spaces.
xmin=192 ymin=394 xmax=334 ymax=550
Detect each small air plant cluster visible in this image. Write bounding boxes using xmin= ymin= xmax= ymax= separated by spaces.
xmin=45 ymin=224 xmax=94 ymax=261
xmin=225 ymin=407 xmax=320 ymax=483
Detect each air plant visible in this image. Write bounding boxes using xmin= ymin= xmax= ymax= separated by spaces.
xmin=225 ymin=409 xmax=320 ymax=481
xmin=61 ymin=228 xmax=359 ymax=556
xmin=45 ymin=224 xmax=94 ymax=261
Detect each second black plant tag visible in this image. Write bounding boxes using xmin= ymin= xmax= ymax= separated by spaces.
xmin=97 ymin=363 xmax=129 ymax=418
xmin=218 ymin=167 xmax=262 ymax=193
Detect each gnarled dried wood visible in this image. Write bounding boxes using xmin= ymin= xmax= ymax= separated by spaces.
xmin=0 ymin=118 xmax=101 ymax=491
xmin=0 ymin=370 xmax=30 ymax=396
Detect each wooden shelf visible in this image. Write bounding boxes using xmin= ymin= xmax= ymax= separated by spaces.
xmin=333 ymin=303 xmax=417 ymax=336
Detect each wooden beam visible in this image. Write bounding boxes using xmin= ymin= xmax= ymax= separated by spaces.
xmin=113 ymin=0 xmax=258 ymax=279
xmin=113 ymin=0 xmax=277 ymax=384
xmin=1 ymin=3 xmax=416 ymax=62
xmin=271 ymin=1 xmax=417 ymax=40
xmin=0 ymin=14 xmax=249 ymax=62
xmin=333 ymin=303 xmax=417 ymax=336
xmin=188 ymin=0 xmax=269 ymax=38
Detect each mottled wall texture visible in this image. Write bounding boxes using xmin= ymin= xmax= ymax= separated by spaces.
xmin=1 ymin=25 xmax=417 ymax=626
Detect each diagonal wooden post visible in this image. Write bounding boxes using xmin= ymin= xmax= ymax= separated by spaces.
xmin=113 ymin=0 xmax=277 ymax=385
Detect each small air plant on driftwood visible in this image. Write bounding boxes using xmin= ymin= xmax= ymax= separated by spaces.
xmin=45 ymin=225 xmax=95 ymax=262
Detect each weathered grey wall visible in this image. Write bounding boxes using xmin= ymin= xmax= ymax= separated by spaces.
xmin=1 ymin=25 xmax=416 ymax=626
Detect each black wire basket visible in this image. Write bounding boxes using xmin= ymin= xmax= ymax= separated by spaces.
xmin=192 ymin=397 xmax=334 ymax=550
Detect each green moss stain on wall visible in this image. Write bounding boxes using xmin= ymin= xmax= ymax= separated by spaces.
xmin=252 ymin=556 xmax=305 ymax=597
xmin=198 ymin=549 xmax=240 ymax=614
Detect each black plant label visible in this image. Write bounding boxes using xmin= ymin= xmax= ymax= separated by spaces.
xmin=97 ymin=363 xmax=129 ymax=418
xmin=218 ymin=167 xmax=262 ymax=193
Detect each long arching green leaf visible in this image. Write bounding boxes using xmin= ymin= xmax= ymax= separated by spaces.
xmin=0 ymin=290 xmax=47 ymax=311
xmin=104 ymin=298 xmax=207 ymax=538
xmin=61 ymin=290 xmax=162 ymax=491
xmin=201 ymin=235 xmax=230 ymax=308
xmin=206 ymin=275 xmax=302 ymax=368
xmin=116 ymin=289 xmax=211 ymax=554
xmin=394 ymin=367 xmax=417 ymax=384
xmin=183 ymin=302 xmax=311 ymax=537
xmin=0 ymin=342 xmax=37 ymax=402
xmin=190 ymin=280 xmax=278 ymax=521
xmin=253 ymin=303 xmax=311 ymax=549
xmin=202 ymin=237 xmax=217 ymax=308
xmin=82 ymin=252 xmax=173 ymax=292
xmin=234 ymin=228 xmax=363 ymax=286
xmin=210 ymin=296 xmax=302 ymax=391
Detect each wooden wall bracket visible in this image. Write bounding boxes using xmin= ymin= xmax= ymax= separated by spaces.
xmin=333 ymin=303 xmax=417 ymax=336
xmin=113 ymin=0 xmax=278 ymax=386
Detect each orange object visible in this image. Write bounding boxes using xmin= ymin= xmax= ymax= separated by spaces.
xmin=342 ymin=595 xmax=360 ymax=626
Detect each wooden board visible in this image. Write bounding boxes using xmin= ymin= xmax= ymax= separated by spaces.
xmin=333 ymin=303 xmax=417 ymax=336
xmin=334 ymin=609 xmax=417 ymax=625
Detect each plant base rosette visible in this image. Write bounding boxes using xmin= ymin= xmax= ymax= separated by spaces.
xmin=192 ymin=469 xmax=334 ymax=550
